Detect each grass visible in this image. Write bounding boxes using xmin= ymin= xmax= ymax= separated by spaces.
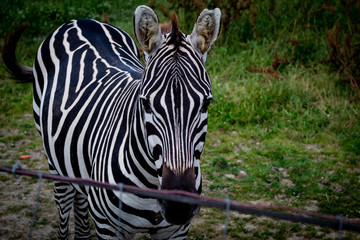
xmin=0 ymin=0 xmax=360 ymax=239
xmin=195 ymin=35 xmax=360 ymax=238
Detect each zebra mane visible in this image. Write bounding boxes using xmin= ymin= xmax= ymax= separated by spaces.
xmin=161 ymin=12 xmax=181 ymax=48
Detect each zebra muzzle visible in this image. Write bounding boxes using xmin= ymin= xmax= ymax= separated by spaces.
xmin=159 ymin=198 xmax=200 ymax=225
xmin=159 ymin=167 xmax=201 ymax=225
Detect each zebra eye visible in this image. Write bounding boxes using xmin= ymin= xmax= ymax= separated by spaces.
xmin=141 ymin=97 xmax=152 ymax=114
xmin=201 ymin=98 xmax=212 ymax=113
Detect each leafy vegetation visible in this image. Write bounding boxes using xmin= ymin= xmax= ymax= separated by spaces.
xmin=163 ymin=0 xmax=360 ymax=92
xmin=0 ymin=0 xmax=359 ymax=239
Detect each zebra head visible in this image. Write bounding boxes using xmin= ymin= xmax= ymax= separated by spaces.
xmin=134 ymin=5 xmax=221 ymax=225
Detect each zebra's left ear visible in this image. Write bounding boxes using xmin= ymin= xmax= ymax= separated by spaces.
xmin=134 ymin=5 xmax=164 ymax=59
xmin=189 ymin=8 xmax=221 ymax=63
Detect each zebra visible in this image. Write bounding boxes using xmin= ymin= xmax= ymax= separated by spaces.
xmin=3 ymin=5 xmax=221 ymax=239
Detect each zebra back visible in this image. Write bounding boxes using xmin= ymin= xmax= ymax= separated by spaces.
xmin=34 ymin=19 xmax=144 ymax=184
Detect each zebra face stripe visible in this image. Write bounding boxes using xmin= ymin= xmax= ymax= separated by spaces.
xmin=140 ymin=32 xmax=211 ymax=184
xmin=133 ymin=6 xmax=221 ymax=226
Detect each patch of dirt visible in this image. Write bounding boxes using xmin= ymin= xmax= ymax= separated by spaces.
xmin=305 ymin=144 xmax=322 ymax=152
xmin=0 ymin=122 xmax=61 ymax=239
xmin=280 ymin=178 xmax=295 ymax=187
xmin=234 ymin=143 xmax=250 ymax=153
xmin=1 ymin=116 xmax=359 ymax=239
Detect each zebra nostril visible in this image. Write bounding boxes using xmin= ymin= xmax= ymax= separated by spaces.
xmin=158 ymin=199 xmax=199 ymax=225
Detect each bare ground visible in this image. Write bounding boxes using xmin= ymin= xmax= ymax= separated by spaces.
xmin=0 ymin=126 xmax=359 ymax=239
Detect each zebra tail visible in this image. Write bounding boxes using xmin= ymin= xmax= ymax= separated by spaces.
xmin=2 ymin=23 xmax=34 ymax=83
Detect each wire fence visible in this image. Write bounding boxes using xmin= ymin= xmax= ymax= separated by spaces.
xmin=1 ymin=163 xmax=360 ymax=239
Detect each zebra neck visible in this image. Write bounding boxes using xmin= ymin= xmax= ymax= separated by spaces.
xmin=123 ymin=101 xmax=159 ymax=189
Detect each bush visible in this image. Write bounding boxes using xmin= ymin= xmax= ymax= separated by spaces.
xmin=153 ymin=0 xmax=360 ymax=93
xmin=0 ymin=0 xmax=132 ymax=38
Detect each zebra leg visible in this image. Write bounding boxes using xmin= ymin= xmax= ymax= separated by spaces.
xmin=88 ymin=188 xmax=133 ymax=239
xmin=151 ymin=222 xmax=190 ymax=240
xmin=88 ymin=188 xmax=113 ymax=239
xmin=54 ymin=181 xmax=76 ymax=239
xmin=74 ymin=193 xmax=91 ymax=239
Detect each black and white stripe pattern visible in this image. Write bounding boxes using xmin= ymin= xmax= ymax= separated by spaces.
xmin=26 ymin=5 xmax=221 ymax=239
xmin=140 ymin=34 xmax=212 ymax=182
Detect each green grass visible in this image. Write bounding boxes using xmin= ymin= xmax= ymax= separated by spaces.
xmin=0 ymin=0 xmax=360 ymax=239
xmin=203 ymin=38 xmax=360 ymax=205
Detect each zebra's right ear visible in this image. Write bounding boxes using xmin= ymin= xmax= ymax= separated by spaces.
xmin=134 ymin=5 xmax=164 ymax=57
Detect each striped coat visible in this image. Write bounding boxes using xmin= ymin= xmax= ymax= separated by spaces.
xmin=3 ymin=5 xmax=221 ymax=239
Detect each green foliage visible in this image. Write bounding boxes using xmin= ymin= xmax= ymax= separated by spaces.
xmin=205 ymin=41 xmax=360 ymax=158
xmin=211 ymin=156 xmax=228 ymax=169
xmin=159 ymin=0 xmax=360 ymax=92
xmin=0 ymin=81 xmax=32 ymax=107
xmin=0 ymin=0 xmax=360 ymax=238
xmin=164 ymin=0 xmax=359 ymax=43
xmin=0 ymin=0 xmax=146 ymax=38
